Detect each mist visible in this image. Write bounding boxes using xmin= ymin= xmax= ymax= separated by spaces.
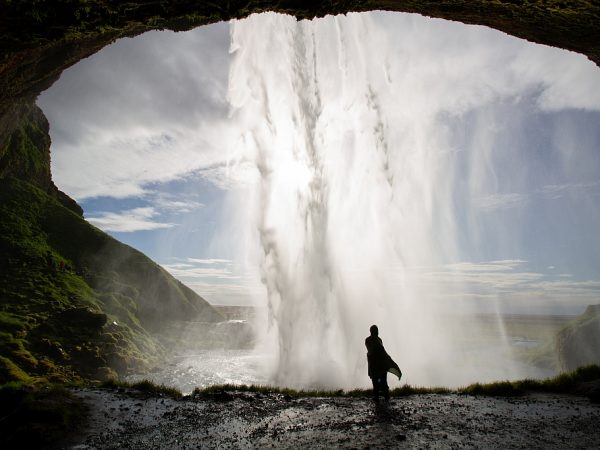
xmin=38 ymin=11 xmax=600 ymax=390
xmin=222 ymin=12 xmax=600 ymax=388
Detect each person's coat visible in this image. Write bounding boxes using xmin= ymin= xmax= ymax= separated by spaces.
xmin=365 ymin=335 xmax=402 ymax=380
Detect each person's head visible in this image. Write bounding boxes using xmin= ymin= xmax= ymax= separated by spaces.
xmin=370 ymin=324 xmax=378 ymax=336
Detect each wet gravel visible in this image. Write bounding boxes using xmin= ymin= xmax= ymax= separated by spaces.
xmin=66 ymin=388 xmax=600 ymax=449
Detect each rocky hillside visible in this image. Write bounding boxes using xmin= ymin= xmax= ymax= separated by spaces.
xmin=0 ymin=105 xmax=222 ymax=384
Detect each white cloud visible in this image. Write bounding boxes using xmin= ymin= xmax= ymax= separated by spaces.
xmin=87 ymin=207 xmax=175 ymax=232
xmin=471 ymin=182 xmax=600 ymax=212
xmin=186 ymin=281 xmax=266 ymax=306
xmin=474 ymin=193 xmax=528 ymax=212
xmin=162 ymin=264 xmax=241 ymax=280
xmin=411 ymin=260 xmax=600 ymax=313
xmin=444 ymin=260 xmax=527 ymax=272
xmin=187 ymin=258 xmax=233 ymax=265
xmin=160 ymin=258 xmax=264 ymax=305
xmin=538 ymin=181 xmax=600 ymax=200
xmin=48 ymin=126 xmax=235 ymax=200
xmin=151 ymin=192 xmax=205 ymax=213
xmin=38 ymin=23 xmax=234 ymax=200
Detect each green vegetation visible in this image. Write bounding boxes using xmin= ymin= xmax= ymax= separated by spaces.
xmin=190 ymin=365 xmax=600 ymax=399
xmin=100 ymin=378 xmax=182 ymax=399
xmin=0 ymin=382 xmax=88 ymax=448
xmin=0 ymin=103 xmax=50 ymax=188
xmin=458 ymin=364 xmax=600 ymax=397
xmin=190 ymin=383 xmax=488 ymax=399
xmin=194 ymin=383 xmax=351 ymax=398
xmin=0 ymin=177 xmax=154 ymax=383
xmin=0 ymin=175 xmax=221 ymax=384
xmin=0 ymin=91 xmax=221 ymax=385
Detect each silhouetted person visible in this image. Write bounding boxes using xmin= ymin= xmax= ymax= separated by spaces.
xmin=365 ymin=324 xmax=401 ymax=402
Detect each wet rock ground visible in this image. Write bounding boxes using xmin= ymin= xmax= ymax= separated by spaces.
xmin=66 ymin=388 xmax=600 ymax=449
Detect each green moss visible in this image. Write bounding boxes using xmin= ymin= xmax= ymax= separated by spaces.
xmin=0 ymin=356 xmax=32 ymax=384
xmin=0 ymin=105 xmax=50 ymax=187
xmin=0 ymin=176 xmax=221 ymax=383
xmin=0 ymin=311 xmax=27 ymax=332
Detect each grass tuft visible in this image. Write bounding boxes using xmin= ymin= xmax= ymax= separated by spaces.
xmin=99 ymin=378 xmax=182 ymax=398
xmin=192 ymin=383 xmax=452 ymax=398
xmin=190 ymin=364 xmax=600 ymax=399
xmin=457 ymin=364 xmax=600 ymax=396
xmin=459 ymin=381 xmax=523 ymax=396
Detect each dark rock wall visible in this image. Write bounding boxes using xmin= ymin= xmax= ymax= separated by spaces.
xmin=0 ymin=102 xmax=51 ymax=190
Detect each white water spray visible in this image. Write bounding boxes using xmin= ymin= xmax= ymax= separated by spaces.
xmin=225 ymin=12 xmax=599 ymax=388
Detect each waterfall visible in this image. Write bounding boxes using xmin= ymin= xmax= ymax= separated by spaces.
xmin=224 ymin=12 xmax=593 ymax=388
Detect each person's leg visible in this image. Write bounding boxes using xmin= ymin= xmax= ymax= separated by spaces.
xmin=382 ymin=373 xmax=390 ymax=401
xmin=371 ymin=376 xmax=380 ymax=401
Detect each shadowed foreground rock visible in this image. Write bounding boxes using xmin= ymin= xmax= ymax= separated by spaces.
xmin=67 ymin=388 xmax=600 ymax=449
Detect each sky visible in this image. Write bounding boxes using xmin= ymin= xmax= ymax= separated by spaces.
xmin=37 ymin=12 xmax=600 ymax=313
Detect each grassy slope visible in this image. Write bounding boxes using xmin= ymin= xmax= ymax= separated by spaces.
xmin=0 ymin=68 xmax=222 ymax=386
xmin=0 ymin=177 xmax=221 ymax=383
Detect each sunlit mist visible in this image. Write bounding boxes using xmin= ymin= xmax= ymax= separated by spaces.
xmin=38 ymin=12 xmax=600 ymax=390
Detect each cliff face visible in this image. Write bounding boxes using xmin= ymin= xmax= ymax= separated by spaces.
xmin=0 ymin=173 xmax=223 ymax=383
xmin=0 ymin=102 xmax=221 ymax=384
xmin=0 ymin=103 xmax=51 ymax=191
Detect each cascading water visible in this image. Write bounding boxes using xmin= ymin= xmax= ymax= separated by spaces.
xmin=224 ymin=12 xmax=597 ymax=389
